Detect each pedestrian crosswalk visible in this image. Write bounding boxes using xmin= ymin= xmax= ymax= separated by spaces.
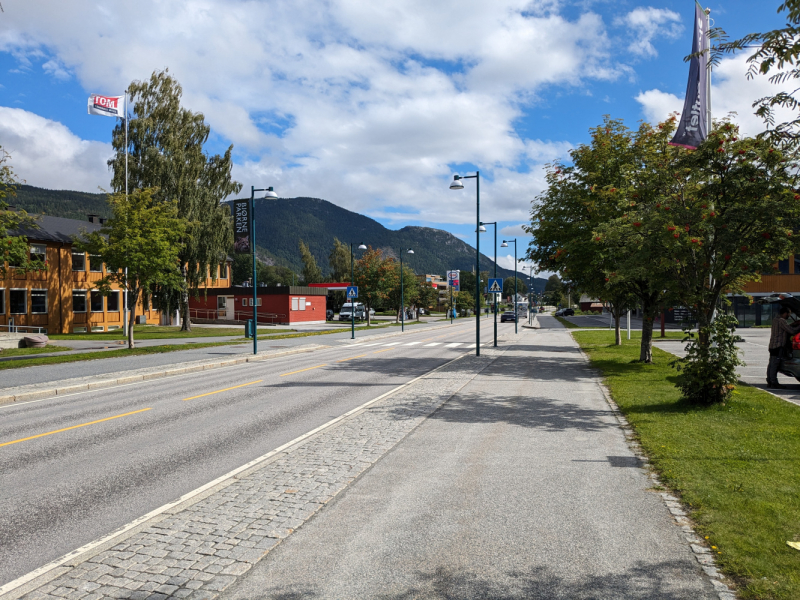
xmin=351 ymin=340 xmax=476 ymax=349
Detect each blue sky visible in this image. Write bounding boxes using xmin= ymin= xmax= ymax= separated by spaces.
xmin=0 ymin=0 xmax=791 ymax=274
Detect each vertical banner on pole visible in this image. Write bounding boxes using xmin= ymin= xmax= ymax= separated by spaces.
xmin=669 ymin=3 xmax=710 ymax=149
xmin=233 ymin=200 xmax=251 ymax=253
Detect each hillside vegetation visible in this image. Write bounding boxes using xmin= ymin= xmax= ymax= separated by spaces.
xmin=8 ymin=184 xmax=546 ymax=291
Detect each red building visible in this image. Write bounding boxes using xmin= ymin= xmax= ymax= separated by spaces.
xmin=188 ymin=285 xmax=327 ymax=325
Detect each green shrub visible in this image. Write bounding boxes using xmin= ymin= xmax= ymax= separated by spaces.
xmin=672 ymin=314 xmax=743 ymax=405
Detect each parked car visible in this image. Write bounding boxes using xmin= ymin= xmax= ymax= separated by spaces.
xmin=555 ymin=308 xmax=575 ymax=317
xmin=339 ymin=302 xmax=366 ymax=321
xmin=500 ymin=311 xmax=516 ymax=323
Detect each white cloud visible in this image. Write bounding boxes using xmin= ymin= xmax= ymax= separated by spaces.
xmin=0 ymin=107 xmax=112 ymax=192
xmin=499 ymin=223 xmax=530 ymax=237
xmin=0 ymin=0 xmax=618 ymax=225
xmin=617 ymin=7 xmax=682 ymax=59
xmin=636 ymin=54 xmax=799 ymax=138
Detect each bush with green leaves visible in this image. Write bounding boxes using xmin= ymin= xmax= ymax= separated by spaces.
xmin=672 ymin=314 xmax=744 ymax=405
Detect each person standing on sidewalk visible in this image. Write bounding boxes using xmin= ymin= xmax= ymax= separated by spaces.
xmin=767 ymin=306 xmax=800 ymax=388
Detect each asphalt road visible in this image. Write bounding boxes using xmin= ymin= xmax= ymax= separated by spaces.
xmin=0 ymin=318 xmax=469 ymax=389
xmin=0 ymin=317 xmax=507 ymax=587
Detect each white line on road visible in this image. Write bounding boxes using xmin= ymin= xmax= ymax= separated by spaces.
xmin=405 ymin=342 xmax=421 ymax=346
xmin=424 ymin=343 xmax=442 ymax=347
xmin=445 ymin=343 xmax=462 ymax=348
xmin=382 ymin=342 xmax=402 ymax=346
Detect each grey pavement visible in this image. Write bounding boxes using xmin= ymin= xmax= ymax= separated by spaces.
xmin=563 ymin=313 xmax=683 ymax=330
xmin=224 ymin=318 xmax=718 ymax=599
xmin=0 ymin=318 xmax=726 ymax=600
xmin=0 ymin=319 xmax=447 ymax=389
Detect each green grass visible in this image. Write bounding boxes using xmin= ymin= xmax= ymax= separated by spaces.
xmin=573 ymin=329 xmax=800 ymax=600
xmin=0 ymin=345 xmax=72 ymax=357
xmin=50 ymin=325 xmax=295 ymax=341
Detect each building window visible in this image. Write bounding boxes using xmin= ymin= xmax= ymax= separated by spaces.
xmin=291 ymin=297 xmax=298 ymax=311
xmin=90 ymin=290 xmax=104 ymax=312
xmin=31 ymin=289 xmax=47 ymax=314
xmin=0 ymin=289 xmax=5 ymax=314
xmin=298 ymin=297 xmax=306 ymax=311
xmin=30 ymin=244 xmax=46 ymax=266
xmin=9 ymin=289 xmax=26 ymax=314
xmin=89 ymin=255 xmax=103 ymax=273
xmin=779 ymin=259 xmax=790 ymax=275
xmin=72 ymin=252 xmax=86 ymax=271
xmin=107 ymin=291 xmax=120 ymax=312
xmin=73 ymin=290 xmax=87 ymax=313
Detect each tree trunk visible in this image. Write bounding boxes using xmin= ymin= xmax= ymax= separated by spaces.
xmin=640 ymin=303 xmax=659 ymax=363
xmin=614 ymin=306 xmax=622 ymax=346
xmin=180 ymin=292 xmax=191 ymax=332
xmin=127 ymin=289 xmax=137 ymax=349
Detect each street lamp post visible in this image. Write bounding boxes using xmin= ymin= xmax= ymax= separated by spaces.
xmin=350 ymin=242 xmax=367 ymax=339
xmin=501 ymin=239 xmax=518 ymax=334
xmin=249 ymin=185 xmax=278 ymax=355
xmin=523 ymin=265 xmax=533 ymax=325
xmin=399 ymin=248 xmax=414 ymax=332
xmin=450 ymin=172 xmax=481 ymax=356
xmin=479 ymin=222 xmax=498 ymax=347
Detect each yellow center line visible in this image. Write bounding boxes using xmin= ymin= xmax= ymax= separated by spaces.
xmin=336 ymin=354 xmax=367 ymax=363
xmin=0 ymin=408 xmax=152 ymax=449
xmin=280 ymin=364 xmax=327 ymax=377
xmin=183 ymin=380 xmax=263 ymax=401
xmin=373 ymin=348 xmax=394 ymax=354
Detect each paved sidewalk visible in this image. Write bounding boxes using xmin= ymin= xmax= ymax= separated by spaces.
xmin=226 ymin=325 xmax=719 ymax=598
xmin=2 ymin=325 xmax=725 ymax=600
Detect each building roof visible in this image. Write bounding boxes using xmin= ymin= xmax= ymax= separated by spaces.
xmin=10 ymin=214 xmax=103 ymax=244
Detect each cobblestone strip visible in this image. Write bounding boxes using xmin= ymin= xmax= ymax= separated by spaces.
xmin=573 ymin=343 xmax=738 ymax=600
xmin=4 ymin=350 xmax=504 ymax=600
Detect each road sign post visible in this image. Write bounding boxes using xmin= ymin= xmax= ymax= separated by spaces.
xmin=346 ymin=285 xmax=358 ymax=339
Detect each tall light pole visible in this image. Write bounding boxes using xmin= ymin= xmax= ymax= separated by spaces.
xmin=522 ymin=265 xmax=533 ymax=325
xmin=399 ymin=248 xmax=414 ymax=332
xmin=249 ymin=185 xmax=278 ymax=355
xmin=450 ymin=172 xmax=481 ymax=356
xmin=501 ymin=239 xmax=518 ymax=334
xmin=350 ymin=242 xmax=367 ymax=339
xmin=479 ymin=222 xmax=498 ymax=347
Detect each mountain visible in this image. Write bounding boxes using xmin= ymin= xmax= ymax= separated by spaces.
xmin=7 ymin=185 xmax=546 ymax=292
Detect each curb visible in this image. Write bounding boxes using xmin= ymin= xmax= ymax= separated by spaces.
xmin=0 ymin=344 xmax=502 ymax=600
xmin=572 ymin=339 xmax=737 ymax=600
xmin=0 ymin=344 xmax=327 ymax=407
xmin=0 ymin=322 xmax=467 ymax=408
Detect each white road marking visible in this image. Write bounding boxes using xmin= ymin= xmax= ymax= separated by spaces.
xmin=424 ymin=342 xmax=442 ymax=347
xmin=382 ymin=342 xmax=402 ymax=346
xmin=445 ymin=343 xmax=462 ymax=348
xmin=405 ymin=342 xmax=421 ymax=346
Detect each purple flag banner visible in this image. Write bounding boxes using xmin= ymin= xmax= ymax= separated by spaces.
xmin=233 ymin=200 xmax=251 ymax=254
xmin=670 ymin=3 xmax=709 ymax=149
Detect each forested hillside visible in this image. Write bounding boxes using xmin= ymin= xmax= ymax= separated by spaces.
xmin=7 ymin=185 xmax=546 ymax=291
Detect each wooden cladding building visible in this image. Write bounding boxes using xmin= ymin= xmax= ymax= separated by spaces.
xmin=2 ymin=214 xmax=231 ymax=334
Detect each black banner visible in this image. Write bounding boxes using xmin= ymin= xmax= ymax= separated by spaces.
xmin=670 ymin=3 xmax=709 ymax=149
xmin=233 ymin=200 xmax=251 ymax=254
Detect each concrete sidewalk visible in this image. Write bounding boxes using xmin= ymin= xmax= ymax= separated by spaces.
xmin=224 ymin=323 xmax=721 ymax=598
xmin=2 ymin=324 xmax=727 ymax=600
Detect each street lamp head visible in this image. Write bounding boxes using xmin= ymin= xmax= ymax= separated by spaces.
xmin=449 ymin=175 xmax=464 ymax=190
xmin=358 ymin=243 xmax=367 ymax=250
xmin=501 ymin=241 xmax=508 ymax=248
xmin=407 ymin=249 xmax=414 ymax=254
xmin=262 ymin=186 xmax=278 ymax=200
xmin=476 ymin=225 xmax=487 ymax=233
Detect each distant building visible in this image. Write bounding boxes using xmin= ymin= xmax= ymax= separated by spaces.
xmin=2 ymin=213 xmax=231 ymax=334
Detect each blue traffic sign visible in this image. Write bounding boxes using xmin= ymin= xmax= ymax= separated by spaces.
xmin=347 ymin=286 xmax=358 ymax=299
xmin=488 ymin=278 xmax=503 ymax=294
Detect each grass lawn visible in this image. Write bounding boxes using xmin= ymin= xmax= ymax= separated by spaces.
xmin=0 ymin=345 xmax=72 ymax=357
xmin=574 ymin=329 xmax=800 ymax=600
xmin=49 ymin=325 xmax=295 ymax=341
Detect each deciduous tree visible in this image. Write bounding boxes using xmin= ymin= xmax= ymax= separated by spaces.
xmin=108 ymin=70 xmax=241 ymax=331
xmin=76 ymin=189 xmax=185 ymax=349
xmin=299 ymin=239 xmax=323 ymax=284
xmin=0 ymin=146 xmax=40 ymax=277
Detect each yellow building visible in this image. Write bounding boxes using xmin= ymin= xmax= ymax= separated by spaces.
xmin=2 ymin=213 xmax=231 ymax=334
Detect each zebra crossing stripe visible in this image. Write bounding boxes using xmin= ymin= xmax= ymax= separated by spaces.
xmin=423 ymin=342 xmax=441 ymax=347
xmin=445 ymin=343 xmax=462 ymax=348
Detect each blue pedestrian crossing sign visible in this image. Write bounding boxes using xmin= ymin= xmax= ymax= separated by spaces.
xmin=488 ymin=278 xmax=503 ymax=294
xmin=347 ymin=286 xmax=358 ymax=299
